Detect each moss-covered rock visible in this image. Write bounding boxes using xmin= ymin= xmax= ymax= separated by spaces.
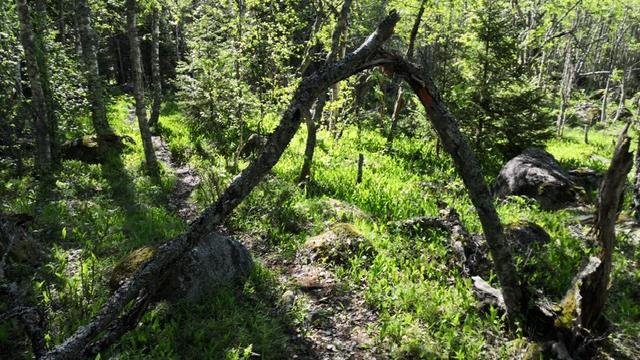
xmin=108 ymin=246 xmax=156 ymax=290
xmin=302 ymin=223 xmax=374 ymax=265
xmin=108 ymin=234 xmax=253 ymax=302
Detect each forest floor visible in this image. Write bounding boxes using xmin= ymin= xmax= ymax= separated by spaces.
xmin=1 ymin=97 xmax=639 ymax=359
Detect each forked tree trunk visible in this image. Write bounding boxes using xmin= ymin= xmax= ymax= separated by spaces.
xmin=298 ymin=0 xmax=353 ymax=184
xmin=126 ymin=0 xmax=159 ymax=175
xmin=148 ymin=5 xmax=162 ymax=130
xmin=16 ymin=0 xmax=54 ymax=175
xmin=76 ymin=0 xmax=113 ymax=138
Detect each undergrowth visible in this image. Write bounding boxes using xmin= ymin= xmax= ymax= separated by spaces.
xmin=1 ymin=97 xmax=638 ymax=358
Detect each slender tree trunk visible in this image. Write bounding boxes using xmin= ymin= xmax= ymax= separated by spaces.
xmin=612 ymin=67 xmax=627 ymax=123
xmin=76 ymin=0 xmax=113 ymax=138
xmin=16 ymin=0 xmax=54 ymax=175
xmin=115 ymin=37 xmax=125 ymax=85
xmin=14 ymin=48 xmax=26 ymax=175
xmin=148 ymin=5 xmax=162 ymax=130
xmin=356 ymin=153 xmax=364 ymax=184
xmin=298 ymin=0 xmax=353 ymax=184
xmin=126 ymin=0 xmax=158 ymax=175
xmin=633 ymin=105 xmax=640 ymax=220
xmin=600 ymin=75 xmax=611 ymax=124
xmin=298 ymin=100 xmax=321 ymax=184
xmin=385 ymin=0 xmax=426 ymax=152
xmin=231 ymin=0 xmax=245 ymax=171
xmin=557 ymin=43 xmax=573 ymax=137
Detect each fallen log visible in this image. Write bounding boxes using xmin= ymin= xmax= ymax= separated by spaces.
xmin=42 ymin=12 xmax=401 ymax=359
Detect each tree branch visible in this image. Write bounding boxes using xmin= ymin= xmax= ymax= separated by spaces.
xmin=42 ymin=11 xmax=400 ymax=360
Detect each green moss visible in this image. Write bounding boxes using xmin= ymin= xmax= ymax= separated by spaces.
xmin=555 ymin=286 xmax=580 ymax=329
xmin=109 ymin=246 xmax=156 ymax=290
xmin=331 ymin=222 xmax=362 ymax=239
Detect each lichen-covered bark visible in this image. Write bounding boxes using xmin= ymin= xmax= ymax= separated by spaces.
xmin=148 ymin=6 xmax=162 ymax=130
xmin=43 ymin=12 xmax=400 ymax=359
xmin=126 ymin=0 xmax=159 ymax=175
xmin=373 ymin=52 xmax=523 ymax=323
xmin=76 ymin=0 xmax=113 ymax=138
xmin=16 ymin=0 xmax=53 ymax=175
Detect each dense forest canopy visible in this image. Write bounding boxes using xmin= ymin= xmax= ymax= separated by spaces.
xmin=1 ymin=0 xmax=640 ymax=358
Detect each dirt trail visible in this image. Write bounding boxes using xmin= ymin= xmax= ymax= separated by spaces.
xmin=150 ymin=115 xmax=382 ymax=358
xmin=243 ymin=235 xmax=385 ymax=360
xmin=151 ymin=134 xmax=200 ymax=222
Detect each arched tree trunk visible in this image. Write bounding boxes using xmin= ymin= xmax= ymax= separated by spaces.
xmin=16 ymin=0 xmax=54 ymax=175
xmin=376 ymin=53 xmax=523 ymax=325
xmin=76 ymin=0 xmax=113 ymax=139
xmin=126 ymin=0 xmax=159 ymax=175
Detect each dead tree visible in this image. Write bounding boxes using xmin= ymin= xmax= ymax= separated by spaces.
xmin=41 ymin=13 xmax=401 ymax=359
xmin=372 ymin=52 xmax=524 ymax=324
xmin=579 ymin=124 xmax=633 ymax=329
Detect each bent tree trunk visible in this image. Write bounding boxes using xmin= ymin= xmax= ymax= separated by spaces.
xmin=298 ymin=0 xmax=353 ymax=184
xmin=16 ymin=0 xmax=54 ymax=175
xmin=76 ymin=0 xmax=113 ymax=138
xmin=126 ymin=0 xmax=159 ymax=175
xmin=375 ymin=52 xmax=523 ymax=324
xmin=148 ymin=5 xmax=162 ymax=130
xmin=43 ymin=13 xmax=401 ymax=359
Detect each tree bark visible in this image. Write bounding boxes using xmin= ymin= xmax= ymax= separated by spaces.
xmin=16 ymin=0 xmax=54 ymax=175
xmin=126 ymin=0 xmax=159 ymax=175
xmin=148 ymin=5 xmax=162 ymax=130
xmin=579 ymin=124 xmax=632 ymax=329
xmin=42 ymin=13 xmax=400 ymax=359
xmin=356 ymin=153 xmax=364 ymax=184
xmin=298 ymin=0 xmax=353 ymax=184
xmin=75 ymin=0 xmax=113 ymax=138
xmin=374 ymin=52 xmax=523 ymax=324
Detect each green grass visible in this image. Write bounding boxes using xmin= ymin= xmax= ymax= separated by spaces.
xmin=1 ymin=96 xmax=638 ymax=358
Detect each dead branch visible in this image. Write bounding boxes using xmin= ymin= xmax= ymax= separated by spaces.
xmin=41 ymin=12 xmax=401 ymax=360
xmin=371 ymin=51 xmax=523 ymax=324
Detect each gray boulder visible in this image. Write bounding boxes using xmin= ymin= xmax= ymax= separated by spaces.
xmin=110 ymin=233 xmax=253 ymax=303
xmin=494 ymin=148 xmax=580 ymax=210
